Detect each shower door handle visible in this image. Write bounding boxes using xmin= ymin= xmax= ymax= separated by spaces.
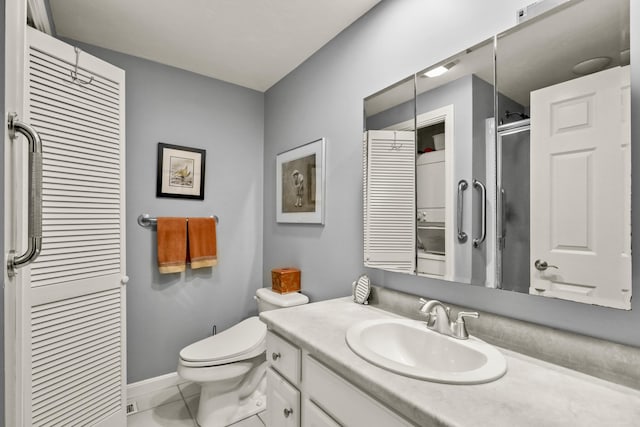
xmin=499 ymin=188 xmax=507 ymax=250
xmin=473 ymin=179 xmax=486 ymax=248
xmin=457 ymin=180 xmax=468 ymax=243
xmin=7 ymin=113 xmax=43 ymax=277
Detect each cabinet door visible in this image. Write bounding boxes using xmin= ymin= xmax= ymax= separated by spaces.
xmin=267 ymin=368 xmax=300 ymax=427
xmin=303 ymin=400 xmax=341 ymax=427
xmin=303 ymin=355 xmax=415 ymax=427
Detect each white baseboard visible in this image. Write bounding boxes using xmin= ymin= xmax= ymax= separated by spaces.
xmin=127 ymin=371 xmax=188 ymax=399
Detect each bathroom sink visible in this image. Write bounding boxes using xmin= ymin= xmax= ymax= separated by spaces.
xmin=345 ymin=318 xmax=507 ymax=384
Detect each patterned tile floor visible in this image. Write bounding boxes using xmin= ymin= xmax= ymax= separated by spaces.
xmin=126 ymin=382 xmax=267 ymax=427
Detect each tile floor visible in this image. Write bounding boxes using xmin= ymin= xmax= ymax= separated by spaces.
xmin=127 ymin=381 xmax=268 ymax=427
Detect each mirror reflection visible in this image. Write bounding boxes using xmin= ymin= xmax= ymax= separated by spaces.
xmin=362 ymin=0 xmax=632 ymax=309
xmin=363 ymin=76 xmax=417 ymax=274
xmin=495 ymin=0 xmax=631 ymax=308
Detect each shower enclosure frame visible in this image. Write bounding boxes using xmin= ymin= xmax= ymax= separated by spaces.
xmin=495 ymin=119 xmax=530 ymax=290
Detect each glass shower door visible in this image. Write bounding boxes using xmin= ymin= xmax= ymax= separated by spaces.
xmin=496 ymin=120 xmax=530 ymax=292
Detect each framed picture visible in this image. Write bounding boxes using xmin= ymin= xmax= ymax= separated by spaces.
xmin=156 ymin=143 xmax=206 ymax=200
xmin=276 ymin=138 xmax=326 ymax=224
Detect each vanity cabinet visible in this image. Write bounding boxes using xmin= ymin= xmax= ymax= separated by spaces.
xmin=266 ymin=332 xmax=302 ymax=426
xmin=266 ymin=331 xmax=415 ymax=427
xmin=303 ymin=400 xmax=341 ymax=427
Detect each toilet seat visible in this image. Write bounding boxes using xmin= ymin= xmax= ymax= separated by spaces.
xmin=179 ymin=316 xmax=266 ymax=368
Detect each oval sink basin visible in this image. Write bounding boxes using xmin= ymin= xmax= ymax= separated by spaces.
xmin=346 ymin=318 xmax=507 ymax=384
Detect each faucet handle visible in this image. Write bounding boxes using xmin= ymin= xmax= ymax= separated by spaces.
xmin=452 ymin=311 xmax=479 ymax=339
xmin=456 ymin=311 xmax=479 ymax=322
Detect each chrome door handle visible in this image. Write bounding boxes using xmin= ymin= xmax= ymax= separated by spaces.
xmin=7 ymin=113 xmax=43 ymax=277
xmin=534 ymin=260 xmax=558 ymax=271
xmin=457 ymin=180 xmax=468 ymax=242
xmin=473 ymin=179 xmax=486 ymax=248
xmin=499 ymin=187 xmax=507 ymax=249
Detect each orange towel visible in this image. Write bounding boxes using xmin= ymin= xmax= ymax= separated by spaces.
xmin=188 ymin=217 xmax=218 ymax=269
xmin=157 ymin=217 xmax=187 ymax=274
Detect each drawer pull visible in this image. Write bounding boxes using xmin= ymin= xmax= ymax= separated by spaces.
xmin=283 ymin=408 xmax=294 ymax=418
xmin=272 ymin=352 xmax=281 ymax=361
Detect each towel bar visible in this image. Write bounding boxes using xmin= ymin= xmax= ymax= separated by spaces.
xmin=137 ymin=213 xmax=219 ymax=228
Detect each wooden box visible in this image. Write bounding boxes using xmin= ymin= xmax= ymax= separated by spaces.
xmin=271 ymin=268 xmax=301 ymax=294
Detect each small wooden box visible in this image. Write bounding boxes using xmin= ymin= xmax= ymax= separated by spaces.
xmin=271 ymin=268 xmax=301 ymax=294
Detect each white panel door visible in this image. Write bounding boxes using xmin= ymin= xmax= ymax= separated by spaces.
xmin=530 ymin=66 xmax=631 ymax=309
xmin=363 ymin=130 xmax=416 ymax=273
xmin=5 ymin=24 xmax=126 ymax=426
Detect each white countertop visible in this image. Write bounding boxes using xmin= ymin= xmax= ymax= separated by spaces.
xmin=260 ymin=297 xmax=640 ymax=427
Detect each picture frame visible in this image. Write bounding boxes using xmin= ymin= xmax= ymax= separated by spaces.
xmin=276 ymin=138 xmax=326 ymax=224
xmin=156 ymin=142 xmax=206 ymax=200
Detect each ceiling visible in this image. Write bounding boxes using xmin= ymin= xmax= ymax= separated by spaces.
xmin=366 ymin=0 xmax=629 ymax=117
xmin=49 ymin=0 xmax=382 ymax=92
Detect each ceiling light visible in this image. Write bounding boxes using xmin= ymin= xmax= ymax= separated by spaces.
xmin=422 ymin=62 xmax=456 ymax=78
xmin=572 ymin=57 xmax=611 ymax=75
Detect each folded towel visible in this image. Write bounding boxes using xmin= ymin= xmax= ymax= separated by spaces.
xmin=157 ymin=217 xmax=187 ymax=274
xmin=188 ymin=217 xmax=217 ymax=268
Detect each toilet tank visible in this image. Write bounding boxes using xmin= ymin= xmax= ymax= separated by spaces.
xmin=255 ymin=287 xmax=309 ymax=313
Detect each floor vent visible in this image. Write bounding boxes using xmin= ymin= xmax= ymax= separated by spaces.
xmin=126 ymin=402 xmax=138 ymax=416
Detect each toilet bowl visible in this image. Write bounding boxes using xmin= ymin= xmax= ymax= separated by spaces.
xmin=178 ymin=288 xmax=308 ymax=427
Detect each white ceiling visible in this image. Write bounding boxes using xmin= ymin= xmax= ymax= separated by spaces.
xmin=366 ymin=0 xmax=629 ymax=117
xmin=49 ymin=0 xmax=382 ymax=92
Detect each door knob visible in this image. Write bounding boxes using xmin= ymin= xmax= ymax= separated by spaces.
xmin=534 ymin=260 xmax=558 ymax=271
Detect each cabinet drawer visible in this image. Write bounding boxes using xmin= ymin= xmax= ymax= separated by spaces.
xmin=304 ymin=355 xmax=415 ymax=427
xmin=303 ymin=399 xmax=340 ymax=427
xmin=267 ymin=368 xmax=300 ymax=427
xmin=267 ymin=331 xmax=301 ymax=386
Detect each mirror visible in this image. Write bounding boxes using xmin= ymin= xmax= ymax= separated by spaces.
xmin=363 ymin=39 xmax=496 ymax=285
xmin=495 ymin=0 xmax=631 ymax=308
xmin=363 ymin=76 xmax=417 ymax=274
xmin=362 ymin=0 xmax=632 ymax=309
xmin=414 ymin=39 xmax=495 ymax=285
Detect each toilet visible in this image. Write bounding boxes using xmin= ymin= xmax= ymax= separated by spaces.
xmin=177 ymin=288 xmax=309 ymax=427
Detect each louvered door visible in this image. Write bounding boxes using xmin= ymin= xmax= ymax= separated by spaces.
xmin=363 ymin=130 xmax=416 ymax=273
xmin=13 ymin=27 xmax=126 ymax=426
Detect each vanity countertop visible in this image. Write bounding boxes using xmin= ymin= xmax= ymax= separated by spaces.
xmin=260 ymin=297 xmax=640 ymax=427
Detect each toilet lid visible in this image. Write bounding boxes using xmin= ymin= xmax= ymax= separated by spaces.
xmin=179 ymin=316 xmax=266 ymax=365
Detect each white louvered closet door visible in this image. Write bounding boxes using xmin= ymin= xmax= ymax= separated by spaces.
xmin=363 ymin=130 xmax=416 ymax=273
xmin=19 ymin=27 xmax=126 ymax=426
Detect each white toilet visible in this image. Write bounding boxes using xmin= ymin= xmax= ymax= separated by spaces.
xmin=177 ymin=288 xmax=309 ymax=427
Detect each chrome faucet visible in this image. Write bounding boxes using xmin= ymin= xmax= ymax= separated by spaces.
xmin=419 ymin=298 xmax=479 ymax=340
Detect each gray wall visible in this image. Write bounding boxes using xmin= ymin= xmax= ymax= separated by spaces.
xmin=65 ymin=40 xmax=265 ymax=383
xmin=264 ymin=0 xmax=640 ymax=348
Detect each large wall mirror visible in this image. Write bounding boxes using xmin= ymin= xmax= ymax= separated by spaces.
xmin=362 ymin=0 xmax=632 ymax=310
